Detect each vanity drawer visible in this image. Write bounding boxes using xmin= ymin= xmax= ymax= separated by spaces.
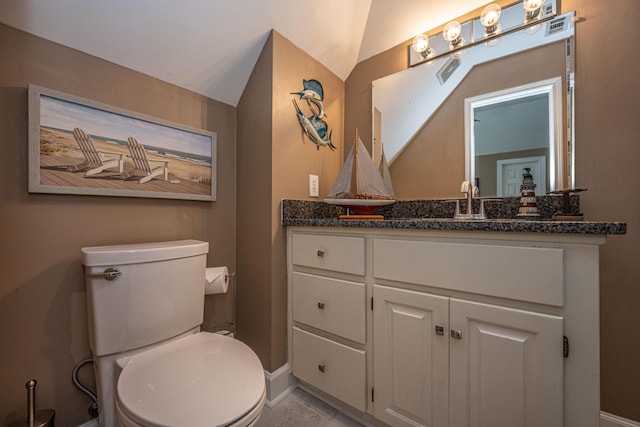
xmin=291 ymin=233 xmax=365 ymax=276
xmin=292 ymin=272 xmax=366 ymax=343
xmin=292 ymin=327 xmax=366 ymax=411
xmin=374 ymin=239 xmax=564 ymax=307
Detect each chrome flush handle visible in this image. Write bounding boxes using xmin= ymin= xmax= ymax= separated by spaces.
xmin=86 ymin=267 xmax=122 ymax=281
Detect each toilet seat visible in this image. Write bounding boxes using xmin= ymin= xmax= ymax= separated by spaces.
xmin=115 ymin=332 xmax=266 ymax=427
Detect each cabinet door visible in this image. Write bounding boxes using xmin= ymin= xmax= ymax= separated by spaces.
xmin=449 ymin=299 xmax=563 ymax=427
xmin=373 ymin=285 xmax=449 ymax=427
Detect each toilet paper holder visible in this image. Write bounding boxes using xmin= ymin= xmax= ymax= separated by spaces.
xmin=205 ymin=268 xmax=237 ymax=336
xmin=205 ymin=266 xmax=232 ymax=295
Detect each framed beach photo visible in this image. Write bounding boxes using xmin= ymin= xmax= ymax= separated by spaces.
xmin=28 ymin=84 xmax=216 ymax=201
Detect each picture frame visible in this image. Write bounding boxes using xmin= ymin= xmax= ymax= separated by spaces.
xmin=28 ymin=84 xmax=217 ymax=201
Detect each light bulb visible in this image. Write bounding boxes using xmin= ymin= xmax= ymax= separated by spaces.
xmin=412 ymin=34 xmax=435 ymax=59
xmin=523 ymin=0 xmax=543 ymax=12
xmin=443 ymin=21 xmax=463 ymax=48
xmin=480 ymin=4 xmax=502 ymax=34
xmin=523 ymin=0 xmax=543 ymax=21
xmin=412 ymin=34 xmax=429 ymax=54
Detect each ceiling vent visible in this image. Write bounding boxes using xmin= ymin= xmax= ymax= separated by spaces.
xmin=437 ymin=57 xmax=461 ymax=85
xmin=546 ymin=16 xmax=567 ymax=36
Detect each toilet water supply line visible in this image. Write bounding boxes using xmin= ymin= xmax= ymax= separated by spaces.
xmin=73 ymin=358 xmax=99 ymax=418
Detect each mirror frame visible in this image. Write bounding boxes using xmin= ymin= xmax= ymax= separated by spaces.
xmin=464 ymin=77 xmax=564 ymax=194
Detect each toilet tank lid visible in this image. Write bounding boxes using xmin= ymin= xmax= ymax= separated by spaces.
xmin=81 ymin=240 xmax=209 ymax=266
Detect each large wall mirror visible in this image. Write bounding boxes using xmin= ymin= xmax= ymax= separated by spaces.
xmin=372 ymin=5 xmax=575 ymax=199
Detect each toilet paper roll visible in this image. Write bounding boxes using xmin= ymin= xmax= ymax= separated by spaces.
xmin=205 ymin=266 xmax=229 ymax=295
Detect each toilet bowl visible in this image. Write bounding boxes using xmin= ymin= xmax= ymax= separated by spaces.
xmin=114 ymin=333 xmax=265 ymax=427
xmin=81 ymin=240 xmax=265 ymax=427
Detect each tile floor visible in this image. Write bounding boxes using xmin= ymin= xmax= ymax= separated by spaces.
xmin=255 ymin=388 xmax=364 ymax=427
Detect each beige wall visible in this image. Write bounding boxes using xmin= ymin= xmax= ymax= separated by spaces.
xmin=0 ymin=24 xmax=237 ymax=426
xmin=236 ymin=32 xmax=275 ymax=371
xmin=236 ymin=31 xmax=344 ymax=371
xmin=345 ymin=0 xmax=640 ymax=421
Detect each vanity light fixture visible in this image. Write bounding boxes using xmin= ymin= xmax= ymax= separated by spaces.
xmin=408 ymin=0 xmax=562 ymax=68
xmin=443 ymin=20 xmax=463 ymax=48
xmin=523 ymin=0 xmax=544 ymax=22
xmin=412 ymin=33 xmax=435 ymax=59
xmin=480 ymin=4 xmax=502 ymax=35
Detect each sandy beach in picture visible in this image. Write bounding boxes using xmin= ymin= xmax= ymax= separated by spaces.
xmin=38 ymin=127 xmax=213 ymax=197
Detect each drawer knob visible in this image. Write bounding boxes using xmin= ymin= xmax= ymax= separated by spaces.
xmin=318 ymin=364 xmax=326 ymax=373
xmin=317 ymin=302 xmax=325 ymax=309
xmin=317 ymin=250 xmax=325 ymax=257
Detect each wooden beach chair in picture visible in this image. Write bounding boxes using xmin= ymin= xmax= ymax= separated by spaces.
xmin=72 ymin=128 xmax=125 ymax=176
xmin=126 ymin=137 xmax=169 ymax=184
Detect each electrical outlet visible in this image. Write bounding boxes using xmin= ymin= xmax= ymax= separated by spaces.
xmin=309 ymin=174 xmax=319 ymax=197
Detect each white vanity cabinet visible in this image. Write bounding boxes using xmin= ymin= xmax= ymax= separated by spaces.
xmin=287 ymin=227 xmax=604 ymax=427
xmin=289 ymin=232 xmax=368 ymax=411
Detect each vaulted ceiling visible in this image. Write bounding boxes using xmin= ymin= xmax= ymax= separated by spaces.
xmin=0 ymin=0 xmax=493 ymax=106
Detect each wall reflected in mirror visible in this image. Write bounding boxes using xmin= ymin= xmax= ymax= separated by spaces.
xmin=372 ymin=13 xmax=575 ymax=200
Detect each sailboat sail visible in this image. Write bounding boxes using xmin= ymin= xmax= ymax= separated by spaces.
xmin=327 ymin=136 xmax=393 ymax=200
xmin=378 ymin=147 xmax=395 ymax=198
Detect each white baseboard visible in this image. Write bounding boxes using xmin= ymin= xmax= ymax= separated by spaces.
xmin=264 ymin=363 xmax=297 ymax=408
xmin=601 ymin=411 xmax=640 ymax=427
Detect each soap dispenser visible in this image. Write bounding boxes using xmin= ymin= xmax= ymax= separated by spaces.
xmin=516 ymin=168 xmax=540 ymax=219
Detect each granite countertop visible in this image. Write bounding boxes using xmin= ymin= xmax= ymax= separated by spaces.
xmin=282 ymin=199 xmax=627 ymax=235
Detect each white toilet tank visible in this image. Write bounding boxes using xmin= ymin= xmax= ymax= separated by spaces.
xmin=82 ymin=240 xmax=209 ymax=357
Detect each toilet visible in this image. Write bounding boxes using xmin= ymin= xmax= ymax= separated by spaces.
xmin=82 ymin=240 xmax=265 ymax=427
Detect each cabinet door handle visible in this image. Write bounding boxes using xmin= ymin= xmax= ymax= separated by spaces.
xmin=435 ymin=325 xmax=445 ymax=336
xmin=451 ymin=330 xmax=463 ymax=339
xmin=318 ymin=364 xmax=326 ymax=373
xmin=317 ymin=302 xmax=325 ymax=309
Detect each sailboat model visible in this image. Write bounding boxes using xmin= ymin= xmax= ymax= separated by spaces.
xmin=324 ymin=130 xmax=395 ymax=217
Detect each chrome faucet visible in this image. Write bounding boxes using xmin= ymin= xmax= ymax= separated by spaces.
xmin=454 ymin=180 xmax=486 ymax=220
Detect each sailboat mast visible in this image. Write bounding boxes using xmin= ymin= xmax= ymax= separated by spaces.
xmin=354 ymin=128 xmax=359 ymax=195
